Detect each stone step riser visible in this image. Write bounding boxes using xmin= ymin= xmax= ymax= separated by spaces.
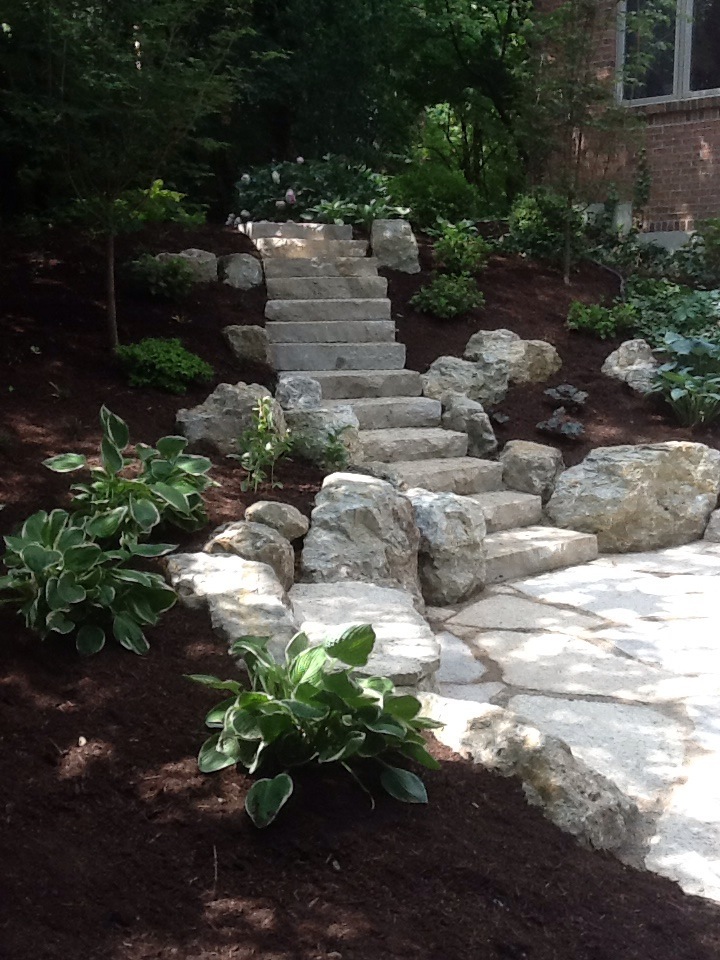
xmin=484 ymin=527 xmax=599 ymax=584
xmin=264 ymin=257 xmax=380 ymax=279
xmin=301 ymin=369 xmax=423 ymax=399
xmin=242 ymin=221 xmax=353 ymax=241
xmin=468 ymin=492 xmax=543 ymax=534
xmin=256 ymin=238 xmax=368 ymax=258
xmin=385 ymin=457 xmax=504 ymax=494
xmin=266 ymin=276 xmax=388 ymax=301
xmin=330 ymin=397 xmax=442 ymax=430
xmin=271 ymin=342 xmax=407 ymax=372
xmin=266 ymin=298 xmax=392 ymax=323
xmin=266 ymin=321 xmax=396 ymax=344
xmin=358 ymin=428 xmax=468 ymax=464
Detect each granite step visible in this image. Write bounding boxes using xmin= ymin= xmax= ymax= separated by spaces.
xmin=242 ymin=221 xmax=353 ymax=241
xmin=380 ymin=457 xmax=504 ymax=494
xmin=301 ymin=369 xmax=423 ymax=399
xmin=484 ymin=527 xmax=599 ymax=584
xmin=263 ymin=257 xmax=380 ymax=279
xmin=468 ymin=491 xmax=543 ymax=534
xmin=270 ymin=342 xmax=406 ymax=372
xmin=357 ymin=427 xmax=468 ymax=463
xmin=266 ymin=276 xmax=387 ymax=300
xmin=266 ymin=298 xmax=391 ymax=323
xmin=266 ymin=320 xmax=396 ymax=344
xmin=329 ymin=396 xmax=442 ymax=430
xmin=256 ymin=237 xmax=368 ymax=258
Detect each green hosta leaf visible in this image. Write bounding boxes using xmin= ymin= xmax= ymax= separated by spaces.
xmin=134 ymin=443 xmax=156 ymax=462
xmin=113 ymin=613 xmax=149 ymax=655
xmin=46 ymin=509 xmax=70 ymax=545
xmin=204 ymin=696 xmax=236 ymax=728
xmin=229 ymin=636 xmax=276 ymax=669
xmin=64 ymin=543 xmax=103 ymax=572
xmin=155 ymin=435 xmax=188 ymax=461
xmin=100 ymin=406 xmax=130 ymax=450
xmin=228 ymin=709 xmax=263 ymax=741
xmin=21 ymin=544 xmax=61 ymax=573
xmin=285 ymin=630 xmax=309 ymax=662
xmin=257 ymin=711 xmax=293 ymax=742
xmin=326 ymin=623 xmax=375 ymax=667
xmin=45 ymin=610 xmax=75 ymax=634
xmin=289 ymin=645 xmax=328 ymax=687
xmin=56 ymin=571 xmax=86 ymax=605
xmin=364 ymin=717 xmax=406 ymax=738
xmin=175 ymin=454 xmax=212 ymax=475
xmin=317 ymin=731 xmax=366 ymax=763
xmin=380 ymin=765 xmax=428 ymax=804
xmin=187 ymin=674 xmax=243 ymax=694
xmin=245 ymin=773 xmax=293 ymax=828
xmin=129 ymin=496 xmax=161 ymax=531
xmin=384 ymin=694 xmax=421 ymax=722
xmin=280 ymin=699 xmax=328 ymax=721
xmin=21 ymin=511 xmax=49 ymax=542
xmin=85 ymin=507 xmax=128 ymax=540
xmin=152 ymin=482 xmax=191 ymax=514
xmin=43 ymin=453 xmax=87 ymax=473
xmin=198 ymin=733 xmax=239 ymax=773
xmin=101 ymin=436 xmax=124 ymax=475
xmin=113 ymin=569 xmax=153 ymax=587
xmin=76 ymin=624 xmax=106 ymax=655
xmin=412 ymin=716 xmax=444 ymax=731
xmin=398 ymin=740 xmax=441 ymax=770
xmin=125 ymin=541 xmax=177 ymax=558
xmin=55 ymin=525 xmax=86 ymax=552
xmin=362 ymin=676 xmax=395 ymax=697
xmin=148 ymin=459 xmax=173 ymax=482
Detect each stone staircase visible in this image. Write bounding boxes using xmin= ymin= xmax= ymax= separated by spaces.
xmin=249 ymin=220 xmax=598 ymax=584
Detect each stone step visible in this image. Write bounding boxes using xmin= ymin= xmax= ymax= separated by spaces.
xmin=270 ymin=342 xmax=406 ymax=372
xmin=468 ymin=491 xmax=543 ymax=534
xmin=264 ymin=257 xmax=380 ymax=279
xmin=266 ymin=298 xmax=392 ymax=323
xmin=329 ymin=396 xmax=442 ymax=430
xmin=242 ymin=221 xmax=353 ymax=241
xmin=303 ymin=369 xmax=423 ymax=399
xmin=382 ymin=457 xmax=504 ymax=494
xmin=357 ymin=427 xmax=468 ymax=463
xmin=266 ymin=320 xmax=396 ymax=344
xmin=484 ymin=526 xmax=599 ymax=584
xmin=256 ymin=238 xmax=368 ymax=258
xmin=266 ymin=276 xmax=388 ymax=301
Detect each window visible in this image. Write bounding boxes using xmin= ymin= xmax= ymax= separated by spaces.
xmin=620 ymin=0 xmax=720 ymax=102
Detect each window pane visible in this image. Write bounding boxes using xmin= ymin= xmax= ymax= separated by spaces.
xmin=623 ymin=0 xmax=677 ymax=99
xmin=690 ymin=0 xmax=720 ymax=91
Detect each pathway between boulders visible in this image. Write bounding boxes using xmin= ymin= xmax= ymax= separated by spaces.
xmin=426 ymin=541 xmax=720 ymax=903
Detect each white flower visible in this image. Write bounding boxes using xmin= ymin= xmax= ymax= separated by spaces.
xmin=296 ymin=156 xmax=305 ymax=164
xmin=275 ymin=200 xmax=286 ymax=209
xmin=241 ymin=209 xmax=251 ymax=219
xmin=285 ymin=188 xmax=296 ymax=205
xmin=271 ymin=170 xmax=281 ymax=184
xmin=240 ymin=173 xmax=251 ymax=185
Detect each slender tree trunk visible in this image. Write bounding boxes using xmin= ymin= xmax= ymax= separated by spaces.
xmin=106 ymin=231 xmax=119 ymax=348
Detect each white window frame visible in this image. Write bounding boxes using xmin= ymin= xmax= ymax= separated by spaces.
xmin=617 ymin=0 xmax=720 ymax=104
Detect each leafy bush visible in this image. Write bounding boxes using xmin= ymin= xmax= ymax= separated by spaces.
xmin=230 ymin=396 xmax=292 ymax=492
xmin=116 ymin=338 xmax=213 ymax=394
xmin=117 ymin=179 xmax=206 ymax=228
xmin=432 ymin=219 xmax=491 ymax=274
xmin=536 ymin=407 xmax=585 ymax=440
xmin=410 ymin=273 xmax=484 ymax=319
xmin=190 ymin=625 xmax=442 ymax=828
xmin=44 ymin=407 xmax=215 ymax=538
xmin=507 ymin=190 xmax=585 ymax=264
xmin=0 ymin=509 xmax=176 ymax=654
xmin=624 ymin=278 xmax=720 ymax=346
xmin=126 ymin=254 xmax=197 ymax=301
xmin=566 ymin=301 xmax=635 ymax=340
xmin=390 ymin=164 xmax=482 ymax=229
xmin=651 ymin=331 xmax=720 ymax=427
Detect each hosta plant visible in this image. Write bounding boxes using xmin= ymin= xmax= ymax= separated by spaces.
xmin=410 ymin=272 xmax=484 ymax=319
xmin=0 ymin=509 xmax=176 ymax=654
xmin=189 ymin=625 xmax=442 ymax=828
xmin=44 ymin=406 xmax=215 ymax=539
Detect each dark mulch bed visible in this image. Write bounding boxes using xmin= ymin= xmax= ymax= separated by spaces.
xmin=3 ymin=222 xmax=720 ymax=960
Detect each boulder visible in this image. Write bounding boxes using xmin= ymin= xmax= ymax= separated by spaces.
xmin=275 ymin=374 xmax=323 ymax=410
xmin=703 ymin=509 xmax=720 ymax=542
xmin=500 ymin=440 xmax=564 ymax=503
xmin=218 ymin=253 xmax=263 ymax=290
xmin=601 ymin=339 xmax=659 ymax=395
xmin=177 ymin=382 xmax=286 ymax=456
xmin=156 ymin=248 xmax=217 ymax=283
xmin=420 ymin=694 xmax=639 ymax=853
xmin=223 ymin=325 xmax=270 ymax=365
xmin=422 ymin=355 xmax=509 ymax=407
xmin=441 ymin=392 xmax=498 ymax=458
xmin=300 ymin=473 xmax=421 ymax=604
xmin=370 ymin=219 xmax=420 ymax=274
xmin=464 ymin=329 xmax=561 ymax=384
xmin=285 ymin=405 xmax=360 ymax=466
xmin=245 ymin=501 xmax=309 ymax=541
xmin=204 ymin=520 xmax=295 ymax=590
xmin=407 ymin=489 xmax=487 ymax=604
xmin=546 ymin=442 xmax=720 ymax=552
xmin=166 ymin=553 xmax=298 ymax=658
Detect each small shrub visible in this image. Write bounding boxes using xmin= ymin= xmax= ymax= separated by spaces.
xmin=44 ymin=406 xmax=215 ymax=538
xmin=507 ymin=190 xmax=585 ymax=264
xmin=116 ymin=337 xmax=213 ymax=394
xmin=624 ymin=278 xmax=720 ymax=346
xmin=651 ymin=331 xmax=720 ymax=426
xmin=566 ymin=301 xmax=636 ymax=340
xmin=410 ymin=273 xmax=484 ymax=319
xmin=536 ymin=407 xmax=585 ymax=440
xmin=231 ymin=396 xmax=292 ymax=492
xmin=433 ymin=219 xmax=491 ymax=274
xmin=118 ymin=179 xmax=206 ymax=228
xmin=391 ymin=164 xmax=483 ymax=228
xmin=126 ymin=254 xmax=197 ymax=301
xmin=189 ymin=625 xmax=442 ymax=828
xmin=0 ymin=508 xmax=176 ymax=654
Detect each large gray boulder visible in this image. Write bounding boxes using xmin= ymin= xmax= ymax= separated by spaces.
xmin=703 ymin=509 xmax=720 ymax=542
xmin=546 ymin=442 xmax=720 ymax=552
xmin=300 ymin=473 xmax=421 ymax=604
xmin=275 ymin=374 xmax=323 ymax=410
xmin=441 ymin=392 xmax=498 ymax=458
xmin=601 ymin=339 xmax=659 ymax=395
xmin=204 ymin=520 xmax=295 ymax=590
xmin=500 ymin=440 xmax=564 ymax=503
xmin=218 ymin=253 xmax=263 ymax=290
xmin=285 ymin=405 xmax=360 ymax=466
xmin=177 ymin=382 xmax=286 ymax=456
xmin=156 ymin=248 xmax=217 ymax=283
xmin=464 ymin=328 xmax=561 ymax=385
xmin=245 ymin=501 xmax=309 ymax=541
xmin=407 ymin=489 xmax=487 ymax=605
xmin=422 ymin=355 xmax=509 ymax=407
xmin=223 ymin=325 xmax=270 ymax=365
xmin=370 ymin=219 xmax=420 ymax=273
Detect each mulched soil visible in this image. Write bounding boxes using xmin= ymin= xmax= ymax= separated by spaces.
xmin=3 ymin=222 xmax=720 ymax=960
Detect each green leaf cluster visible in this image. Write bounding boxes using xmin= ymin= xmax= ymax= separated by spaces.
xmin=190 ymin=624 xmax=442 ymax=827
xmin=305 ymin=198 xmax=410 ymax=231
xmin=432 ymin=218 xmax=491 ymax=274
xmin=391 ymin=164 xmax=485 ymax=229
xmin=0 ymin=509 xmax=176 ymax=655
xmin=126 ymin=255 xmax=197 ymax=302
xmin=410 ymin=272 xmax=484 ymax=320
xmin=115 ymin=338 xmax=214 ymax=394
xmin=230 ymin=397 xmax=292 ymax=492
xmin=44 ymin=406 xmax=216 ymax=538
xmin=566 ymin=301 xmax=636 ymax=340
xmin=506 ymin=190 xmax=586 ymax=265
xmin=651 ymin=332 xmax=720 ymax=427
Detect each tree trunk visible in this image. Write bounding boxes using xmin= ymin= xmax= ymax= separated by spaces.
xmin=106 ymin=231 xmax=119 ymax=349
